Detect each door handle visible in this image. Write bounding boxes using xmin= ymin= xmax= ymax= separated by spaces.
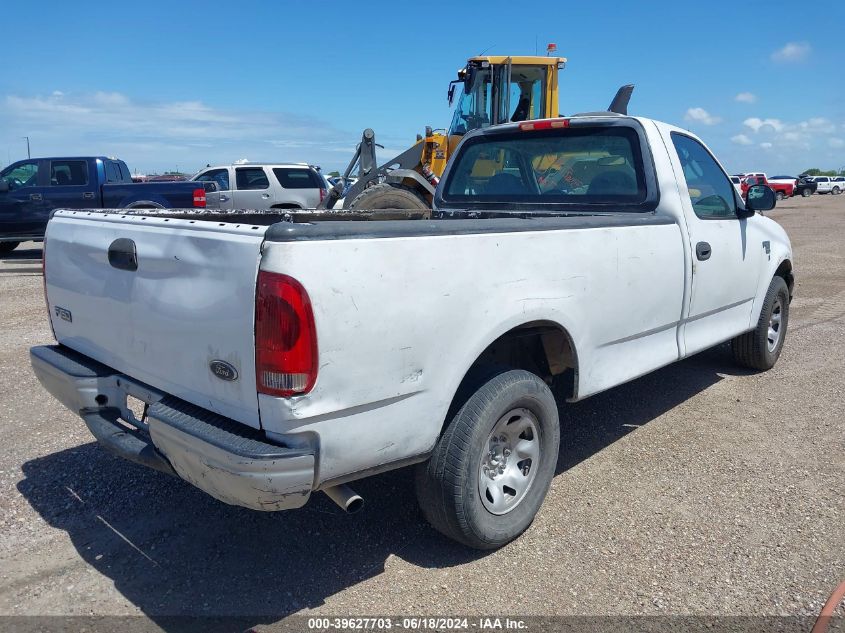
xmin=30 ymin=193 xmax=42 ymax=201
xmin=261 ymin=193 xmax=271 ymax=199
xmin=696 ymin=241 xmax=712 ymax=261
xmin=219 ymin=195 xmax=229 ymax=202
xmin=83 ymin=192 xmax=94 ymax=199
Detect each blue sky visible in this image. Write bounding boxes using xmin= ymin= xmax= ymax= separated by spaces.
xmin=1 ymin=0 xmax=842 ymax=175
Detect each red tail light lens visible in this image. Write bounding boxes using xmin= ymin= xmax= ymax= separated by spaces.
xmin=319 ymin=187 xmax=327 ymax=203
xmin=255 ymin=271 xmax=318 ymax=397
xmin=192 ymin=188 xmax=206 ymax=207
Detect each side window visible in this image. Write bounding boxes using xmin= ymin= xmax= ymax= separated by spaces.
xmin=119 ymin=162 xmax=131 ymax=181
xmin=671 ymin=133 xmax=737 ymax=219
xmin=235 ymin=167 xmax=269 ymax=190
xmin=50 ymin=160 xmax=88 ymax=187
xmin=104 ymin=161 xmax=122 ymax=184
xmin=272 ymin=168 xmax=323 ymax=189
xmin=196 ymin=168 xmax=230 ymax=192
xmin=1 ymin=161 xmax=40 ymax=190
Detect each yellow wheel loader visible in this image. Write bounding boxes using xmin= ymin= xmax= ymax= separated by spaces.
xmin=321 ymin=53 xmax=568 ymax=211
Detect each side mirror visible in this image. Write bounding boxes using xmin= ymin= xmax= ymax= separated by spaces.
xmin=744 ymin=184 xmax=776 ymax=214
xmin=0 ymin=179 xmax=9 ymax=193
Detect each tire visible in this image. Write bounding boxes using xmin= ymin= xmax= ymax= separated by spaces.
xmin=731 ymin=276 xmax=790 ymax=371
xmin=776 ymin=191 xmax=785 ymax=201
xmin=833 ymin=186 xmax=841 ymax=195
xmin=415 ymin=368 xmax=560 ymax=550
xmin=801 ymin=188 xmax=811 ymax=197
xmin=347 ymin=183 xmax=430 ymax=211
xmin=0 ymin=241 xmax=20 ymax=257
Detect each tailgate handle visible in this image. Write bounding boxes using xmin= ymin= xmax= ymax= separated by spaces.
xmin=108 ymin=238 xmax=138 ymax=271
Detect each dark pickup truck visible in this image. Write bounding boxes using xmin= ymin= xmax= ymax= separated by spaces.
xmin=0 ymin=156 xmax=216 ymax=255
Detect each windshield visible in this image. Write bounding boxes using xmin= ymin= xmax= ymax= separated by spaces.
xmin=448 ymin=64 xmax=550 ymax=137
xmin=443 ymin=126 xmax=648 ymax=207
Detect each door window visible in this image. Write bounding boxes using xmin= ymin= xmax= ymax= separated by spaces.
xmin=671 ymin=133 xmax=737 ymax=219
xmin=50 ymin=160 xmax=89 ymax=186
xmin=1 ymin=161 xmax=39 ymax=190
xmin=235 ymin=168 xmax=269 ymax=190
xmin=196 ymin=168 xmax=231 ymax=192
xmin=272 ymin=168 xmax=323 ymax=189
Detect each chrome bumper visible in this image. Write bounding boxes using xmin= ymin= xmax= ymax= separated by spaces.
xmin=30 ymin=345 xmax=315 ymax=511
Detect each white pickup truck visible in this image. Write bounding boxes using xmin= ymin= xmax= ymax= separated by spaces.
xmin=31 ymin=113 xmax=794 ymax=549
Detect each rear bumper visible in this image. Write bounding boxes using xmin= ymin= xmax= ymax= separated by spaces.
xmin=30 ymin=345 xmax=315 ymax=511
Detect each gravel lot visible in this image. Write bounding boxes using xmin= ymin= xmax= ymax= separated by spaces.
xmin=0 ymin=196 xmax=843 ymax=628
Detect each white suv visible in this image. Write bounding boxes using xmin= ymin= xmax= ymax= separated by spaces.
xmin=192 ymin=163 xmax=327 ymax=209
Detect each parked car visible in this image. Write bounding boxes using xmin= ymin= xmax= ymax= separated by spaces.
xmin=832 ymin=177 xmax=845 ymax=195
xmin=0 ymin=156 xmax=216 ymax=256
xmin=191 ymin=163 xmax=328 ymax=209
xmin=769 ymin=175 xmax=799 ymax=193
xmin=31 ymin=113 xmax=792 ymax=550
xmin=811 ymin=176 xmax=841 ymax=195
xmin=730 ymin=175 xmax=743 ymax=196
xmin=794 ymin=176 xmax=818 ymax=197
xmin=742 ymin=174 xmax=794 ymax=200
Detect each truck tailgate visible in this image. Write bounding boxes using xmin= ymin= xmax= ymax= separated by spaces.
xmin=45 ymin=210 xmax=265 ymax=428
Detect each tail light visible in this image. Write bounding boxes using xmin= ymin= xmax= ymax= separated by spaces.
xmin=255 ymin=271 xmax=318 ymax=397
xmin=319 ymin=187 xmax=327 ymax=203
xmin=192 ymin=188 xmax=206 ymax=207
xmin=42 ymin=235 xmax=56 ymax=340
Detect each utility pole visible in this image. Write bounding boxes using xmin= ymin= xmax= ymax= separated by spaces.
xmin=22 ymin=136 xmax=30 ymax=159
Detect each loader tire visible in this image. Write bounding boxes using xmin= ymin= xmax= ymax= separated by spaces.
xmin=347 ymin=183 xmax=430 ymax=211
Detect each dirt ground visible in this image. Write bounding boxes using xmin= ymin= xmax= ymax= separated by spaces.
xmin=0 ymin=195 xmax=842 ymax=630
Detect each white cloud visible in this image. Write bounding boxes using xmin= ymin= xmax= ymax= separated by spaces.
xmin=744 ymin=117 xmax=785 ymax=133
xmin=771 ymin=42 xmax=811 ymax=63
xmin=760 ymin=142 xmax=773 ymax=149
xmin=829 ymin=138 xmax=845 ymax=149
xmin=684 ymin=107 xmax=722 ymax=126
xmin=731 ymin=134 xmax=753 ymax=146
xmin=0 ymin=91 xmax=360 ymax=173
xmin=735 ymin=92 xmax=757 ymax=104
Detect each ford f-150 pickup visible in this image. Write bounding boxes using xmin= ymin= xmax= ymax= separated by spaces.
xmin=30 ymin=114 xmax=793 ymax=549
xmin=0 ymin=156 xmax=217 ymax=255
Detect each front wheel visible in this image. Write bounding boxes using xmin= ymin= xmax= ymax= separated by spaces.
xmin=833 ymin=186 xmax=841 ymax=195
xmin=731 ymin=276 xmax=790 ymax=370
xmin=415 ymin=368 xmax=560 ymax=550
xmin=802 ymin=188 xmax=811 ymax=198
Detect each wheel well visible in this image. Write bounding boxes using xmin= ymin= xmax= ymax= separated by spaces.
xmin=452 ymin=321 xmax=579 ymax=410
xmin=775 ymin=259 xmax=794 ymax=299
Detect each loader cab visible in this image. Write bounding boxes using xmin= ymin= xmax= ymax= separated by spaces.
xmin=447 ymin=56 xmax=564 ymax=139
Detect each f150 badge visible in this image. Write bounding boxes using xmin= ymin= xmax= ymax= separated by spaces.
xmin=54 ymin=306 xmax=72 ymax=323
xmin=209 ymin=360 xmax=238 ymax=382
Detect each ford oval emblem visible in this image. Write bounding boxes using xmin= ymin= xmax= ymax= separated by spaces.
xmin=209 ymin=360 xmax=238 ymax=382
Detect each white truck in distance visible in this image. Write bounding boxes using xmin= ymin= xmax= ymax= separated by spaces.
xmin=31 ymin=114 xmax=794 ymax=549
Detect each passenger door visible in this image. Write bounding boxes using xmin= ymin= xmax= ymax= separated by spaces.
xmin=194 ymin=168 xmax=234 ymax=209
xmin=0 ymin=160 xmax=49 ymax=237
xmin=233 ymin=167 xmax=272 ymax=209
xmin=43 ymin=159 xmax=96 ymax=211
xmin=668 ymin=133 xmax=765 ymax=355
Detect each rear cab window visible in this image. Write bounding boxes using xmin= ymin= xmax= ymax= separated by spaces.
xmin=273 ymin=168 xmax=324 ymax=189
xmin=235 ymin=167 xmax=270 ymax=190
xmin=439 ymin=120 xmax=656 ymax=212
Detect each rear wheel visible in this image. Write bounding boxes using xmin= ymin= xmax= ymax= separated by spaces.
xmin=415 ymin=368 xmax=560 ymax=549
xmin=776 ymin=190 xmax=785 ymax=201
xmin=731 ymin=276 xmax=790 ymax=370
xmin=833 ymin=186 xmax=841 ymax=195
xmin=801 ymin=188 xmax=811 ymax=197
xmin=0 ymin=241 xmax=20 ymax=257
xmin=347 ymin=183 xmax=430 ymax=211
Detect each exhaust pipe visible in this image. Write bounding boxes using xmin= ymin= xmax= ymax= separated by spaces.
xmin=323 ymin=484 xmax=364 ymax=513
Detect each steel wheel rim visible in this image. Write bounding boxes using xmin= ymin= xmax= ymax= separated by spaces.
xmin=767 ymin=298 xmax=783 ymax=352
xmin=477 ymin=408 xmax=541 ymax=515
